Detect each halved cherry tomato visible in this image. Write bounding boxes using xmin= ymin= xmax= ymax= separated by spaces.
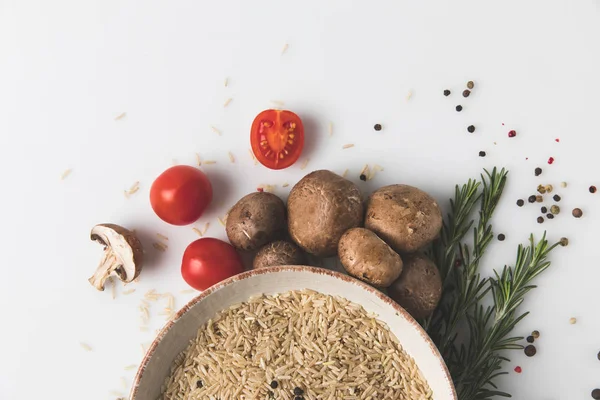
xmin=250 ymin=109 xmax=304 ymax=170
xmin=150 ymin=165 xmax=212 ymax=226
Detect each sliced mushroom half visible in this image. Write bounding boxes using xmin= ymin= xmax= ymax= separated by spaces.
xmin=88 ymin=224 xmax=143 ymax=291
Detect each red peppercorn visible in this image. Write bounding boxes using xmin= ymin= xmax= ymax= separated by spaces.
xmin=555 ymin=138 xmax=560 ymax=142
xmin=508 ymin=130 xmax=516 ymax=138
xmin=548 ymin=157 xmax=555 ymax=164
xmin=514 ymin=366 xmax=522 ymax=373
xmin=257 ymin=187 xmax=264 ymax=192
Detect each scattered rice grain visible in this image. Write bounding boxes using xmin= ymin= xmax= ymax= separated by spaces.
xmin=180 ymin=289 xmax=195 ymax=294
xmin=60 ymin=168 xmax=72 ymax=180
xmin=217 ymin=217 xmax=226 ymax=226
xmin=153 ymin=242 xmax=167 ymax=252
xmin=80 ymin=342 xmax=92 ymax=351
xmin=281 ymin=43 xmax=289 ymax=55
xmin=223 ymin=98 xmax=232 ymax=107
xmin=156 ymin=233 xmax=169 ymax=241
xmin=202 ymin=222 xmax=210 ymax=235
xmin=224 ymin=77 xmax=228 ymax=87
xmin=210 ymin=126 xmax=222 ymax=136
xmin=203 ymin=160 xmax=216 ymax=165
xmin=115 ymin=112 xmax=127 ymax=121
xmin=342 ymin=169 xmax=349 ymax=178
xmin=123 ymin=289 xmax=136 ymax=295
xmin=195 ymin=153 xmax=202 ymax=166
xmin=124 ymin=364 xmax=137 ymax=371
xmin=300 ymin=159 xmax=309 ymax=170
xmin=270 ymin=100 xmax=285 ymax=106
xmin=192 ymin=227 xmax=203 ymax=237
xmin=342 ymin=143 xmax=355 ymax=149
xmin=228 ymin=152 xmax=235 ymax=163
xmin=328 ymin=122 xmax=333 ymax=137
xmin=282 ymin=182 xmax=289 ymax=188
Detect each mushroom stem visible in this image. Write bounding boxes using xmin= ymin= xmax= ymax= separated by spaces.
xmin=88 ymin=250 xmax=120 ymax=291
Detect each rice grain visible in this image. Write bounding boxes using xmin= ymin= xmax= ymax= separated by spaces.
xmin=210 ymin=126 xmax=222 ymax=136
xmin=60 ymin=168 xmax=72 ymax=180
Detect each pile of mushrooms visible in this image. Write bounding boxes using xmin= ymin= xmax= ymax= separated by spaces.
xmin=88 ymin=168 xmax=444 ymax=319
xmin=224 ymin=169 xmax=444 ymax=320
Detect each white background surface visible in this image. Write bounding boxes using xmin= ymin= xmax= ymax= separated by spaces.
xmin=1 ymin=1 xmax=599 ymax=399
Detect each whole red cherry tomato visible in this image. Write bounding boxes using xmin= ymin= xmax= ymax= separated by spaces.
xmin=150 ymin=165 xmax=212 ymax=226
xmin=250 ymin=109 xmax=304 ymax=170
xmin=181 ymin=238 xmax=244 ymax=291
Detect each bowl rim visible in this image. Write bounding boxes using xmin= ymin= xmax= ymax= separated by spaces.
xmin=131 ymin=265 xmax=457 ymax=400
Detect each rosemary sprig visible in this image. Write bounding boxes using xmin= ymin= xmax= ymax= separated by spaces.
xmin=427 ymin=168 xmax=561 ymax=400
xmin=453 ymin=234 xmax=560 ymax=400
xmin=428 ymin=168 xmax=508 ymax=355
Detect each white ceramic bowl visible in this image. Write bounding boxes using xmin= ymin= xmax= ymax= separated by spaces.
xmin=131 ymin=266 xmax=457 ymax=400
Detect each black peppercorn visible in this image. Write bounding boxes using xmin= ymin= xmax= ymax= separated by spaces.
xmin=572 ymin=208 xmax=583 ymax=218
xmin=359 ymin=174 xmax=367 ymax=181
xmin=456 ymin=105 xmax=463 ymax=112
xmin=479 ymin=151 xmax=486 ymax=157
xmin=443 ymin=89 xmax=451 ymax=96
xmin=517 ymin=199 xmax=524 ymax=207
xmin=270 ymin=381 xmax=279 ymax=389
xmin=536 ymin=195 xmax=543 ymax=203
xmin=534 ymin=167 xmax=542 ymax=176
xmin=524 ymin=345 xmax=537 ymax=357
xmin=553 ymin=194 xmax=561 ymax=202
xmin=590 ymin=186 xmax=597 ymax=193
xmin=592 ymin=388 xmax=600 ymax=400
xmin=546 ymin=213 xmax=554 ymax=219
xmin=467 ymin=125 xmax=475 ymax=133
xmin=526 ymin=336 xmax=534 ymax=343
xmin=541 ymin=206 xmax=548 ymax=213
xmin=497 ymin=233 xmax=505 ymax=241
xmin=537 ymin=216 xmax=544 ymax=224
xmin=528 ymin=195 xmax=536 ymax=203
xmin=294 ymin=387 xmax=304 ymax=395
xmin=462 ymin=89 xmax=471 ymax=97
xmin=467 ymin=81 xmax=474 ymax=89
xmin=597 ymin=351 xmax=600 ymax=361
xmin=373 ymin=124 xmax=382 ymax=131
xmin=196 ymin=380 xmax=203 ymax=388
xmin=559 ymin=237 xmax=569 ymax=246
xmin=532 ymin=330 xmax=540 ymax=339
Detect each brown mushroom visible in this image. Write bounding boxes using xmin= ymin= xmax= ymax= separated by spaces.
xmin=388 ymin=252 xmax=442 ymax=319
xmin=287 ymin=170 xmax=364 ymax=257
xmin=226 ymin=192 xmax=287 ymax=251
xmin=338 ymin=228 xmax=403 ymax=287
xmin=253 ymin=241 xmax=306 ymax=269
xmin=365 ymin=185 xmax=442 ymax=253
xmin=88 ymin=224 xmax=143 ymax=290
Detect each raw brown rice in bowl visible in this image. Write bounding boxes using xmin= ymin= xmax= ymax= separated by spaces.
xmin=161 ymin=289 xmax=432 ymax=399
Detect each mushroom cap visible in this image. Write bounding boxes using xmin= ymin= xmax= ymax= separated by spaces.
xmin=287 ymin=170 xmax=364 ymax=257
xmin=90 ymin=223 xmax=143 ymax=283
xmin=253 ymin=241 xmax=306 ymax=269
xmin=365 ymin=185 xmax=443 ymax=253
